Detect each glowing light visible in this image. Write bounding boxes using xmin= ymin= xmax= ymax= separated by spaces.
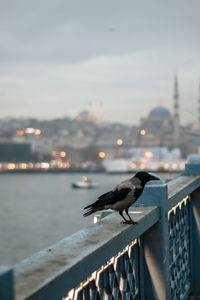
xmin=180 ymin=163 xmax=185 ymax=169
xmin=117 ymin=139 xmax=123 ymax=146
xmin=28 ymin=163 xmax=34 ymax=169
xmin=142 ymin=157 xmax=147 ymax=163
xmin=34 ymin=129 xmax=41 ymax=135
xmin=58 ymin=162 xmax=64 ymax=168
xmin=164 ymin=163 xmax=169 ymax=170
xmin=140 ymin=163 xmax=146 ymax=170
xmin=16 ymin=130 xmax=24 ymax=136
xmin=35 ymin=162 xmax=41 ymax=168
xmin=60 ymin=151 xmax=66 ymax=158
xmin=7 ymin=163 xmax=15 ymax=170
xmin=140 ymin=129 xmax=146 ymax=136
xmin=63 ymin=162 xmax=70 ymax=168
xmin=0 ymin=163 xmax=2 ymax=169
xmin=40 ymin=162 xmax=49 ymax=169
xmin=145 ymin=151 xmax=154 ymax=159
xmin=25 ymin=128 xmax=35 ymax=134
xmin=130 ymin=163 xmax=137 ymax=169
xmin=19 ymin=163 xmax=27 ymax=169
xmin=172 ymin=163 xmax=177 ymax=169
xmin=98 ymin=152 xmax=106 ymax=159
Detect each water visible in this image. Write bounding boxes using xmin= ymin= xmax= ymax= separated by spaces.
xmin=0 ymin=172 xmax=177 ymax=266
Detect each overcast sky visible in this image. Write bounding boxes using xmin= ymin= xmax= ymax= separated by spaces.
xmin=0 ymin=0 xmax=200 ymax=125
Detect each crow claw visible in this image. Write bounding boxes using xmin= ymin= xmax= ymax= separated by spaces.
xmin=122 ymin=220 xmax=137 ymax=225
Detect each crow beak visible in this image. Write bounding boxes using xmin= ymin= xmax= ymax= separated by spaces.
xmin=150 ymin=175 xmax=160 ymax=181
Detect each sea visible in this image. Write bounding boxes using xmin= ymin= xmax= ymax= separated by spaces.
xmin=0 ymin=172 xmax=178 ymax=266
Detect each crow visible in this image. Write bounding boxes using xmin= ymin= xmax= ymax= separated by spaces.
xmin=83 ymin=171 xmax=159 ymax=224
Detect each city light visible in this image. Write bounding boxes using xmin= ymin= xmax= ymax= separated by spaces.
xmin=60 ymin=151 xmax=66 ymax=158
xmin=140 ymin=129 xmax=146 ymax=136
xmin=34 ymin=129 xmax=41 ymax=135
xmin=25 ymin=128 xmax=35 ymax=134
xmin=172 ymin=163 xmax=177 ymax=169
xmin=7 ymin=163 xmax=16 ymax=170
xmin=164 ymin=164 xmax=169 ymax=170
xmin=98 ymin=152 xmax=106 ymax=159
xmin=40 ymin=162 xmax=50 ymax=169
xmin=130 ymin=162 xmax=137 ymax=169
xmin=63 ymin=162 xmax=70 ymax=168
xmin=140 ymin=163 xmax=146 ymax=170
xmin=16 ymin=128 xmax=41 ymax=136
xmin=19 ymin=163 xmax=27 ymax=169
xmin=16 ymin=130 xmax=24 ymax=136
xmin=145 ymin=151 xmax=154 ymax=159
xmin=58 ymin=162 xmax=64 ymax=168
xmin=117 ymin=139 xmax=123 ymax=146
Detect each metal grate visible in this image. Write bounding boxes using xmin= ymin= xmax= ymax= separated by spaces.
xmin=64 ymin=240 xmax=139 ymax=300
xmin=168 ymin=196 xmax=191 ymax=300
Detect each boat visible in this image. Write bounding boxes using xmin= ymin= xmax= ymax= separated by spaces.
xmin=103 ymin=158 xmax=132 ymax=174
xmin=72 ymin=176 xmax=99 ymax=189
xmin=103 ymin=149 xmax=186 ymax=173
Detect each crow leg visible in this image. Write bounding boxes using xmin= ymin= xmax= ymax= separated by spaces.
xmin=119 ymin=211 xmax=134 ymax=224
xmin=119 ymin=211 xmax=129 ymax=224
xmin=125 ymin=208 xmax=137 ymax=225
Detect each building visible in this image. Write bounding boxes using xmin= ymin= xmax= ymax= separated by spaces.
xmin=0 ymin=143 xmax=32 ymax=162
xmin=75 ymin=110 xmax=98 ymax=124
xmin=139 ymin=106 xmax=174 ymax=147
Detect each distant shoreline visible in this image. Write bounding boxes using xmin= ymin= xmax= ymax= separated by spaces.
xmin=0 ymin=168 xmax=182 ymax=174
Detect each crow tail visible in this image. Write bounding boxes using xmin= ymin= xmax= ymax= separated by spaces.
xmin=83 ymin=202 xmax=101 ymax=217
xmin=83 ymin=209 xmax=94 ymax=217
xmin=83 ymin=206 xmax=98 ymax=217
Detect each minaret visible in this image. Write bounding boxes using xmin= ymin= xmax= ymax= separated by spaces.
xmin=99 ymin=101 xmax=103 ymax=124
xmin=173 ymin=74 xmax=180 ymax=145
xmin=88 ymin=101 xmax=92 ymax=122
xmin=198 ymin=81 xmax=200 ymax=129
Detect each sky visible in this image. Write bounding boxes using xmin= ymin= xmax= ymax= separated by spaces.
xmin=0 ymin=0 xmax=200 ymax=125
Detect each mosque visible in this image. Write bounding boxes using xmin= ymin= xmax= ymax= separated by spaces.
xmin=139 ymin=105 xmax=175 ymax=147
xmin=138 ymin=76 xmax=200 ymax=156
xmin=74 ymin=76 xmax=200 ymax=157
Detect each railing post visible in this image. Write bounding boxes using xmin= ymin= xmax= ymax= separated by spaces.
xmin=136 ymin=181 xmax=170 ymax=300
xmin=0 ymin=266 xmax=14 ymax=300
xmin=184 ymin=155 xmax=200 ymax=297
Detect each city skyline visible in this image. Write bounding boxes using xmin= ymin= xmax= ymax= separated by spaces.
xmin=1 ymin=0 xmax=200 ymax=125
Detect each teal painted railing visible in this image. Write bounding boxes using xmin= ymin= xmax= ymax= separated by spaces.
xmin=1 ymin=155 xmax=200 ymax=300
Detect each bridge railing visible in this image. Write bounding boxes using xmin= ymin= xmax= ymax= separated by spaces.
xmin=1 ymin=155 xmax=200 ymax=300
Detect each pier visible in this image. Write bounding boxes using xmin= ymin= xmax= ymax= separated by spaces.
xmin=1 ymin=155 xmax=200 ymax=299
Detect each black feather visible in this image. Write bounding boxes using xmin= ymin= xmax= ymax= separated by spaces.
xmin=84 ymin=191 xmax=111 ymax=210
xmin=83 ymin=188 xmax=132 ymax=217
xmin=98 ymin=188 xmax=132 ymax=206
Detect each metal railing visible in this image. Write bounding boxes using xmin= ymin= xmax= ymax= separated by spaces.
xmin=1 ymin=155 xmax=200 ymax=300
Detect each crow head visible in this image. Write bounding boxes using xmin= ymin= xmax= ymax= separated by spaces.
xmin=135 ymin=171 xmax=160 ymax=186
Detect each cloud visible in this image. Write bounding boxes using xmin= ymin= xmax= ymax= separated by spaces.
xmin=0 ymin=0 xmax=200 ymax=124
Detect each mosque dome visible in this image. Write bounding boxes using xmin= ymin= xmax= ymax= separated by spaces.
xmin=149 ymin=106 xmax=171 ymax=119
xmin=75 ymin=110 xmax=98 ymax=123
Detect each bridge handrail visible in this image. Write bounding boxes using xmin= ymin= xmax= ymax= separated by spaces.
xmin=1 ymin=154 xmax=200 ymax=300
xmin=14 ymin=207 xmax=159 ymax=300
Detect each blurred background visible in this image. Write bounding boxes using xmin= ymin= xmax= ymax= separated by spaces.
xmin=0 ymin=0 xmax=200 ymax=264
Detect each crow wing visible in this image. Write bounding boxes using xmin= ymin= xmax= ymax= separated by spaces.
xmin=83 ymin=188 xmax=132 ymax=217
xmin=96 ymin=188 xmax=132 ymax=207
